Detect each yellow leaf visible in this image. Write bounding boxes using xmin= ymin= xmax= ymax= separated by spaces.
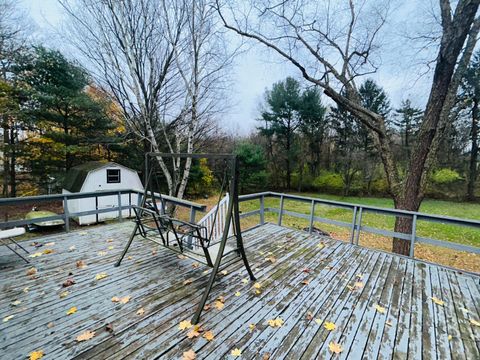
xmin=214 ymin=300 xmax=225 ymax=310
xmin=249 ymin=323 xmax=256 ymax=332
xmin=182 ymin=349 xmax=196 ymax=360
xmin=29 ymin=350 xmax=44 ymax=360
xmin=95 ymin=272 xmax=108 ymax=280
xmin=235 ymin=291 xmax=241 ymax=297
xmin=111 ymin=297 xmax=120 ymax=302
xmin=447 ymin=335 xmax=452 ymax=341
xmin=253 ymin=282 xmax=262 ymax=289
xmin=217 ymin=296 xmax=225 ymax=303
xmin=317 ymin=243 xmax=325 ymax=249
xmin=265 ymin=256 xmax=277 ymax=263
xmin=430 ymin=296 xmax=445 ymax=306
xmin=470 ymin=319 xmax=480 ymax=326
xmin=120 ymin=296 xmax=130 ymax=304
xmin=29 ymin=252 xmax=42 ymax=258
xmin=231 ymin=348 xmax=242 ymax=357
xmin=203 ymin=330 xmax=214 ymax=341
xmin=108 ymin=246 xmax=114 ymax=250
xmin=179 ymin=320 xmax=192 ymax=330
xmin=42 ymin=249 xmax=54 ymax=255
xmin=97 ymin=251 xmax=107 ymax=256
xmin=221 ymin=270 xmax=228 ymax=275
xmin=192 ymin=262 xmax=200 ymax=269
xmin=76 ymin=330 xmax=95 ymax=342
xmin=23 ymin=287 xmax=30 ymax=293
xmin=11 ymin=300 xmax=21 ymax=306
xmin=66 ymin=306 xmax=77 ymax=315
xmin=255 ymin=290 xmax=261 ymax=295
xmin=26 ymin=267 xmax=37 ymax=276
xmin=127 ymin=256 xmax=133 ymax=260
xmin=136 ymin=308 xmax=145 ymax=316
xmin=328 ymin=341 xmax=343 ymax=354
xmin=374 ymin=304 xmax=386 ymax=314
xmin=268 ymin=317 xmax=284 ymax=327
xmin=315 ymin=318 xmax=322 ymax=325
xmin=356 ymin=273 xmax=364 ymax=279
xmin=187 ymin=329 xmax=200 ymax=338
xmin=354 ymin=281 xmax=364 ymax=289
xmin=60 ymin=291 xmax=69 ymax=299
xmin=324 ymin=321 xmax=336 ymax=331
xmin=3 ymin=315 xmax=14 ymax=322
xmin=241 ymin=278 xmax=249 ymax=284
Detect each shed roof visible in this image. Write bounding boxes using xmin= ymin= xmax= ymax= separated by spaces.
xmin=63 ymin=161 xmax=126 ymax=192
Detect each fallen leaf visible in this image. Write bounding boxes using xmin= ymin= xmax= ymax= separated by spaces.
xmin=241 ymin=278 xmax=249 ymax=284
xmin=317 ymin=243 xmax=325 ymax=249
xmin=182 ymin=349 xmax=196 ymax=360
xmin=302 ymin=279 xmax=311 ymax=285
xmin=106 ymin=239 xmax=113 ymax=243
xmin=105 ymin=323 xmax=114 ymax=333
xmin=136 ymin=308 xmax=145 ymax=316
xmin=151 ymin=250 xmax=157 ymax=255
xmin=97 ymin=251 xmax=107 ymax=256
xmin=42 ymin=249 xmax=54 ymax=255
xmin=127 ymin=256 xmax=133 ymax=260
xmin=203 ymin=270 xmax=210 ymax=274
xmin=374 ymin=304 xmax=386 ymax=314
xmin=120 ymin=296 xmax=130 ymax=304
xmin=29 ymin=350 xmax=44 ymax=360
xmin=217 ymin=296 xmax=225 ymax=303
xmin=262 ymin=353 xmax=271 ymax=360
xmin=177 ymin=254 xmax=187 ymax=260
xmin=187 ymin=329 xmax=200 ymax=338
xmin=265 ymin=256 xmax=276 ymax=263
xmin=76 ymin=330 xmax=95 ymax=342
xmin=179 ymin=320 xmax=193 ymax=330
xmin=111 ymin=296 xmax=120 ymax=302
xmin=11 ymin=300 xmax=21 ymax=306
xmin=356 ymin=274 xmax=364 ymax=280
xmin=231 ymin=348 xmax=242 ymax=357
xmin=470 ymin=319 xmax=480 ymax=326
xmin=386 ymin=320 xmax=393 ymax=327
xmin=268 ymin=317 xmax=284 ymax=328
xmin=59 ymin=291 xmax=69 ymax=298
xmin=235 ymin=291 xmax=241 ymax=297
xmin=328 ymin=341 xmax=343 ymax=354
xmin=192 ymin=262 xmax=200 ymax=269
xmin=29 ymin=252 xmax=43 ymax=258
xmin=430 ymin=296 xmax=445 ymax=306
xmin=324 ymin=321 xmax=336 ymax=331
xmin=346 ymin=285 xmax=355 ymax=291
xmin=214 ymin=300 xmax=225 ymax=310
xmin=95 ymin=272 xmax=108 ymax=281
xmin=76 ymin=260 xmax=87 ymax=269
xmin=354 ymin=281 xmax=364 ymax=289
xmin=306 ymin=312 xmax=313 ymax=320
xmin=23 ymin=287 xmax=30 ymax=293
xmin=69 ymin=245 xmax=76 ymax=251
xmin=62 ymin=278 xmax=76 ymax=287
xmin=302 ymin=268 xmax=311 ymax=273
xmin=26 ymin=267 xmax=37 ymax=276
xmin=183 ymin=279 xmax=193 ymax=285
xmin=203 ymin=330 xmax=214 ymax=341
xmin=203 ymin=304 xmax=211 ymax=311
xmin=315 ymin=318 xmax=322 ymax=325
xmin=249 ymin=323 xmax=256 ymax=332
xmin=66 ymin=306 xmax=77 ymax=315
xmin=108 ymin=246 xmax=114 ymax=250
xmin=221 ymin=270 xmax=228 ymax=275
xmin=45 ymin=242 xmax=55 ymax=246
xmin=3 ymin=315 xmax=14 ymax=322
xmin=47 ymin=322 xmax=54 ymax=328
xmin=253 ymin=282 xmax=262 ymax=289
xmin=447 ymin=334 xmax=452 ymax=341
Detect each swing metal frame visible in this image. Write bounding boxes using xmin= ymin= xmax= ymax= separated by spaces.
xmin=115 ymin=153 xmax=256 ymax=324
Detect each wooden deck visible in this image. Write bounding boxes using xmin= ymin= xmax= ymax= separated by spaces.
xmin=1 ymin=222 xmax=479 ymax=359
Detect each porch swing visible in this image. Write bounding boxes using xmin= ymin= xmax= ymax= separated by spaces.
xmin=115 ymin=153 xmax=256 ymax=323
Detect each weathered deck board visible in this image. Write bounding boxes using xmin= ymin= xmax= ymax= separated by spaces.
xmin=1 ymin=222 xmax=479 ymax=359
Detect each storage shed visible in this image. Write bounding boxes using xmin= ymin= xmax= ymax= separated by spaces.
xmin=62 ymin=161 xmax=143 ymax=225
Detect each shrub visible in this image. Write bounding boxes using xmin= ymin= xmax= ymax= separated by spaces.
xmin=313 ymin=171 xmax=344 ymax=192
xmin=431 ymin=169 xmax=462 ymax=185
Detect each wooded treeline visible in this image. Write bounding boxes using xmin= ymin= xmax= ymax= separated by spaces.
xmin=237 ymin=73 xmax=479 ymax=201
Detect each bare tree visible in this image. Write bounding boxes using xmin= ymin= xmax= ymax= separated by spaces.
xmin=216 ymin=0 xmax=479 ymax=254
xmin=60 ymin=0 xmax=232 ymax=199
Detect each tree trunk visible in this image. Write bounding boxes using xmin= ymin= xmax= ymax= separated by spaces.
xmin=467 ymin=97 xmax=479 ymax=200
xmin=393 ymin=216 xmax=412 ymax=255
xmin=3 ymin=125 xmax=9 ymax=197
xmin=9 ymin=126 xmax=16 ymax=197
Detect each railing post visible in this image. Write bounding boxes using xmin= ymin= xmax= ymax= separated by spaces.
xmin=410 ymin=214 xmax=417 ymax=258
xmin=278 ymin=195 xmax=284 ymax=226
xmin=188 ymin=206 xmax=196 ymax=247
xmin=259 ymin=195 xmax=265 ymax=225
xmin=117 ymin=191 xmax=122 ymax=222
xmin=349 ymin=206 xmax=358 ymax=244
xmin=63 ymin=195 xmax=70 ymax=233
xmin=355 ymin=207 xmax=363 ymax=245
xmin=95 ymin=195 xmax=99 ymax=224
xmin=309 ymin=200 xmax=315 ymax=234
xmin=128 ymin=192 xmax=132 ymax=218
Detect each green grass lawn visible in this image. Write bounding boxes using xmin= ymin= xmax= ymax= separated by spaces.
xmin=239 ymin=192 xmax=480 ymax=248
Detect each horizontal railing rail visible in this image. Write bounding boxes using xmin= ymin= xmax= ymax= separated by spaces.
xmin=238 ymin=192 xmax=480 ymax=259
xmin=0 ymin=189 xmax=206 ymax=231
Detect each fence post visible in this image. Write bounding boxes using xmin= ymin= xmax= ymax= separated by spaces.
xmin=355 ymin=207 xmax=363 ymax=245
xmin=349 ymin=206 xmax=358 ymax=244
xmin=259 ymin=195 xmax=265 ymax=225
xmin=410 ymin=214 xmax=417 ymax=258
xmin=63 ymin=195 xmax=70 ymax=233
xmin=117 ymin=191 xmax=122 ymax=221
xmin=278 ymin=195 xmax=284 ymax=226
xmin=309 ymin=200 xmax=315 ymax=234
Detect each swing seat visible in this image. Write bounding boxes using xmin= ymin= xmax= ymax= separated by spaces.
xmin=132 ymin=205 xmax=214 ymax=267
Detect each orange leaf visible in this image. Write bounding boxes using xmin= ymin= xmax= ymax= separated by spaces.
xmin=76 ymin=330 xmax=95 ymax=342
xmin=66 ymin=306 xmax=77 ymax=315
xmin=328 ymin=342 xmax=343 ymax=354
xmin=203 ymin=330 xmax=215 ymax=341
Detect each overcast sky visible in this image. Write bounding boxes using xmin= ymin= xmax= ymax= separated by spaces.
xmin=18 ymin=0 xmax=436 ymax=135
